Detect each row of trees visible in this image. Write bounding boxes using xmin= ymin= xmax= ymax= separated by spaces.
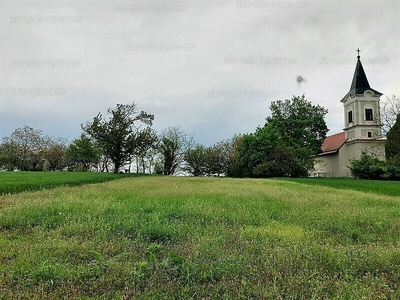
xmin=0 ymin=127 xmax=102 ymax=172
xmin=177 ymin=95 xmax=328 ymax=177
xmin=0 ymin=126 xmax=68 ymax=172
xmin=183 ymin=137 xmax=241 ymax=177
xmin=0 ymin=103 xmax=205 ymax=174
xmin=1 ymin=96 xmax=399 ymax=177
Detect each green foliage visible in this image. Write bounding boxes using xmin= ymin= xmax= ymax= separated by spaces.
xmin=0 ymin=126 xmax=69 ymax=172
xmin=183 ymin=144 xmax=207 ymax=176
xmin=159 ymin=137 xmax=180 ymax=175
xmin=159 ymin=127 xmax=193 ymax=175
xmin=66 ymin=134 xmax=100 ymax=172
xmin=153 ymin=160 xmax=164 ymax=175
xmin=1 ymin=176 xmax=400 ymax=298
xmin=132 ymin=127 xmax=158 ymax=174
xmin=182 ymin=135 xmax=245 ymax=177
xmin=184 ymin=136 xmax=243 ymax=177
xmin=230 ymin=95 xmax=328 ymax=178
xmin=41 ymin=138 xmax=68 ymax=172
xmin=386 ymin=114 xmax=400 ymax=161
xmin=82 ymin=103 xmax=154 ymax=173
xmin=349 ymin=152 xmax=400 ymax=180
xmin=267 ymin=95 xmax=328 ymax=155
xmin=0 ymin=126 xmax=46 ymax=171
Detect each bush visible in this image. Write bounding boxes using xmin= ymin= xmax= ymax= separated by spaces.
xmin=349 ymin=152 xmax=400 ymax=180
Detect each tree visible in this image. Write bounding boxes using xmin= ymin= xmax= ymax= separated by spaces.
xmin=184 ymin=145 xmax=207 ymax=176
xmin=66 ymin=134 xmax=100 ymax=172
xmin=0 ymin=142 xmax=18 ymax=171
xmin=267 ymin=95 xmax=328 ymax=155
xmin=230 ymin=95 xmax=328 ymax=178
xmin=230 ymin=126 xmax=303 ymax=177
xmin=385 ymin=114 xmax=400 ymax=162
xmin=182 ymin=136 xmax=243 ymax=177
xmin=159 ymin=126 xmax=194 ymax=175
xmin=132 ymin=127 xmax=158 ymax=173
xmin=380 ymin=95 xmax=400 ymax=135
xmin=0 ymin=126 xmax=46 ymax=171
xmin=82 ymin=103 xmax=154 ymax=173
xmin=42 ymin=137 xmax=67 ymax=171
xmin=225 ymin=135 xmax=244 ymax=177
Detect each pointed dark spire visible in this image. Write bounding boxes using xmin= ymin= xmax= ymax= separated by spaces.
xmin=348 ymin=49 xmax=382 ymax=96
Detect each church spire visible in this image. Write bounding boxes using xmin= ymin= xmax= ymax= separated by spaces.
xmin=348 ymin=49 xmax=382 ymax=96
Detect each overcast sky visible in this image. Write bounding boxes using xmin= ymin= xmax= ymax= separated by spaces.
xmin=1 ymin=0 xmax=399 ymax=145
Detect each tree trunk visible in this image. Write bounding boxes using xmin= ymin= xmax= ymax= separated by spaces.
xmin=142 ymin=156 xmax=146 ymax=174
xmin=113 ymin=161 xmax=120 ymax=173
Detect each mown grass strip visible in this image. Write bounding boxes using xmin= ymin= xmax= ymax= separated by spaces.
xmin=278 ymin=177 xmax=400 ymax=197
xmin=0 ymin=172 xmax=146 ymax=195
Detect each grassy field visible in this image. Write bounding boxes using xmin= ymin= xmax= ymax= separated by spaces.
xmin=279 ymin=177 xmax=400 ymax=197
xmin=0 ymin=172 xmax=138 ymax=195
xmin=1 ymin=176 xmax=400 ymax=299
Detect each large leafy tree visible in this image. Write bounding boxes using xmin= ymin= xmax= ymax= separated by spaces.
xmin=231 ymin=95 xmax=328 ymax=177
xmin=66 ymin=134 xmax=100 ymax=172
xmin=267 ymin=94 xmax=328 ymax=157
xmin=82 ymin=103 xmax=154 ymax=173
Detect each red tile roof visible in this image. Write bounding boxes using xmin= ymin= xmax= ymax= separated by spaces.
xmin=319 ymin=132 xmax=347 ymax=155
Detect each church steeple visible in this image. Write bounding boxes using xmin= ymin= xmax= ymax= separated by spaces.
xmin=341 ymin=49 xmax=383 ymax=140
xmin=347 ymin=50 xmax=382 ymax=97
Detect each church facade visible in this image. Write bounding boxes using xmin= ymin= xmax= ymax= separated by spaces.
xmin=313 ymin=51 xmax=386 ymax=177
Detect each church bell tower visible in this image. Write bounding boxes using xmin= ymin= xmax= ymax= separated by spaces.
xmin=340 ymin=49 xmax=383 ymax=140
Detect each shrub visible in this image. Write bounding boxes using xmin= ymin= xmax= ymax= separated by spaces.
xmin=349 ymin=152 xmax=400 ymax=180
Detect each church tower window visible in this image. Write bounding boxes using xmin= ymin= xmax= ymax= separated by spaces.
xmin=348 ymin=111 xmax=353 ymax=124
xmin=365 ymin=109 xmax=373 ymax=121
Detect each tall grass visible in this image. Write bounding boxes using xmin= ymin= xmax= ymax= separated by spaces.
xmin=1 ymin=176 xmax=400 ymax=299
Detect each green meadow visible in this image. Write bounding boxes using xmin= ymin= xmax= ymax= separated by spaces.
xmin=1 ymin=175 xmax=400 ymax=299
xmin=0 ymin=172 xmax=136 ymax=195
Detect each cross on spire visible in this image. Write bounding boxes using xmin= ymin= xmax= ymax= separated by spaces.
xmin=356 ymin=48 xmax=361 ymax=58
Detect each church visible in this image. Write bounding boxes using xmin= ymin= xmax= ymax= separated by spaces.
xmin=313 ymin=50 xmax=386 ymax=177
